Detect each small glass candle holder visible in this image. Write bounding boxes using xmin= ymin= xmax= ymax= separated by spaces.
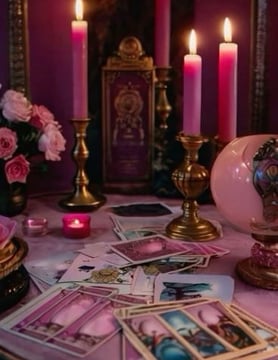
xmin=62 ymin=214 xmax=91 ymax=239
xmin=22 ymin=217 xmax=48 ymax=237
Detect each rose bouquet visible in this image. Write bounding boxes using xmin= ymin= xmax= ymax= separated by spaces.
xmin=0 ymin=88 xmax=66 ymax=216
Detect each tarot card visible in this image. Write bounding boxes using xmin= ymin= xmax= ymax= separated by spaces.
xmin=107 ymin=202 xmax=173 ymax=217
xmin=158 ymin=308 xmax=232 ymax=358
xmin=24 ymin=250 xmax=76 ymax=285
xmin=110 ymin=214 xmax=177 ymax=233
xmin=30 ymin=274 xmax=51 ymax=293
xmin=136 ymin=255 xmax=201 ymax=275
xmin=58 ymin=253 xmax=132 ymax=286
xmin=111 ymin=293 xmax=149 ymax=307
xmin=154 ymin=273 xmax=234 ymax=303
xmin=78 ymin=242 xmax=112 ymax=258
xmin=229 ymin=304 xmax=278 ymax=358
xmin=183 ymin=299 xmax=267 ymax=357
xmin=0 ymin=283 xmax=120 ymax=357
xmin=122 ymin=333 xmax=144 ymax=360
xmin=204 ymin=244 xmax=230 ymax=257
xmin=119 ymin=313 xmax=198 ymax=360
xmin=99 ymin=252 xmax=131 ymax=266
xmin=110 ymin=235 xmax=190 ymax=265
xmin=50 ymin=302 xmax=121 ymax=356
xmin=114 ymin=227 xmax=159 ymax=241
xmin=131 ymin=266 xmax=155 ymax=296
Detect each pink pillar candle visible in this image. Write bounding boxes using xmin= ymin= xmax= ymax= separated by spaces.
xmin=72 ymin=0 xmax=88 ymax=119
xmin=154 ymin=0 xmax=171 ymax=67
xmin=218 ymin=18 xmax=238 ymax=142
xmin=62 ymin=214 xmax=91 ymax=239
xmin=183 ymin=30 xmax=202 ymax=135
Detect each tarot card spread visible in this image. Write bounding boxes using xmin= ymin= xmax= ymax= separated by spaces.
xmin=115 ymin=299 xmax=268 ymax=360
xmin=0 ymin=283 xmax=147 ymax=358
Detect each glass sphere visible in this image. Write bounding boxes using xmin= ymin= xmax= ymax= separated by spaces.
xmin=210 ymin=134 xmax=278 ymax=234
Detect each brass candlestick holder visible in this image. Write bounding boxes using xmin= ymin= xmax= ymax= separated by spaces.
xmin=166 ymin=133 xmax=220 ymax=241
xmin=59 ymin=118 xmax=106 ymax=211
xmin=155 ymin=67 xmax=172 ymax=129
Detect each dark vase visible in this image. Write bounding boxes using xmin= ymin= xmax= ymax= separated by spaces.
xmin=0 ymin=182 xmax=27 ymax=217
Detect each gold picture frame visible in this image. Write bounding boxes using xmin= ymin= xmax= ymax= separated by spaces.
xmin=8 ymin=0 xmax=30 ymax=97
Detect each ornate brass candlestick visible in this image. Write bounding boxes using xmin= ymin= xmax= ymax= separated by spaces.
xmin=155 ymin=67 xmax=172 ymax=129
xmin=59 ymin=118 xmax=106 ymax=211
xmin=166 ymin=133 xmax=220 ymax=241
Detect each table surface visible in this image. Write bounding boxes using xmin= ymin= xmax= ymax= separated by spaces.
xmin=0 ymin=193 xmax=277 ymax=360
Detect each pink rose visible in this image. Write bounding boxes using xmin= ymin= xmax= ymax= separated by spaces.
xmin=30 ymin=105 xmax=59 ymax=130
xmin=38 ymin=124 xmax=66 ymax=161
xmin=5 ymin=154 xmax=30 ymax=184
xmin=0 ymin=127 xmax=17 ymax=159
xmin=0 ymin=90 xmax=32 ymax=122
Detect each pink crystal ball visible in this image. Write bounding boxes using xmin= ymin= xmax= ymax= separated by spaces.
xmin=210 ymin=134 xmax=278 ymax=234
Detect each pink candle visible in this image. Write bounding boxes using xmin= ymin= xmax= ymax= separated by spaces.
xmin=62 ymin=214 xmax=91 ymax=239
xmin=72 ymin=0 xmax=88 ymax=119
xmin=154 ymin=0 xmax=171 ymax=67
xmin=183 ymin=30 xmax=202 ymax=135
xmin=218 ymin=17 xmax=238 ymax=142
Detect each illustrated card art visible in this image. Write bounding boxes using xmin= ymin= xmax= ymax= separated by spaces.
xmin=110 ymin=235 xmax=189 ymax=264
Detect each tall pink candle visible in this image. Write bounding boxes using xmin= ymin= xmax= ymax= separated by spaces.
xmin=154 ymin=0 xmax=171 ymax=67
xmin=72 ymin=0 xmax=88 ymax=119
xmin=218 ymin=17 xmax=238 ymax=142
xmin=183 ymin=30 xmax=202 ymax=135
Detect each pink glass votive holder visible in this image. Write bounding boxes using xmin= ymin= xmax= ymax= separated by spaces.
xmin=22 ymin=217 xmax=48 ymax=237
xmin=62 ymin=214 xmax=91 ymax=239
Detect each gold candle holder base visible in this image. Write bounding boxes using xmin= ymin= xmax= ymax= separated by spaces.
xmin=236 ymin=233 xmax=278 ymax=290
xmin=155 ymin=67 xmax=172 ymax=129
xmin=59 ymin=118 xmax=106 ymax=212
xmin=166 ymin=133 xmax=220 ymax=241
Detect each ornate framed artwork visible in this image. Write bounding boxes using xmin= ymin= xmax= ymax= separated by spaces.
xmin=101 ymin=37 xmax=155 ymax=193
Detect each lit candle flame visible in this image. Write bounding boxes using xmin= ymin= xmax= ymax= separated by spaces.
xmin=224 ymin=17 xmax=232 ymax=42
xmin=75 ymin=0 xmax=83 ymax=21
xmin=189 ymin=30 xmax=197 ymax=55
xmin=73 ymin=219 xmax=81 ymax=225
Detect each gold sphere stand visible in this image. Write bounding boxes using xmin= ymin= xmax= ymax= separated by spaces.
xmin=59 ymin=118 xmax=106 ymax=212
xmin=166 ymin=133 xmax=220 ymax=242
xmin=236 ymin=233 xmax=278 ymax=290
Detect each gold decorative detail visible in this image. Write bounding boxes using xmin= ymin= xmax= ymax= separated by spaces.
xmin=89 ymin=268 xmax=119 ymax=283
xmin=59 ymin=118 xmax=106 ymax=211
xmin=0 ymin=237 xmax=28 ymax=279
xmin=166 ymin=133 xmax=220 ymax=241
xmin=113 ymin=83 xmax=144 ymax=145
xmin=8 ymin=0 xmax=30 ymax=97
xmin=106 ymin=36 xmax=153 ymax=68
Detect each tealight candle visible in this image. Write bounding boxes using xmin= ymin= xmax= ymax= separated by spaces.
xmin=62 ymin=214 xmax=91 ymax=239
xmin=22 ymin=217 xmax=48 ymax=237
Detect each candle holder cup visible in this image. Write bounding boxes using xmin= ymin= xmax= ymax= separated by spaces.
xmin=166 ymin=133 xmax=220 ymax=241
xmin=155 ymin=67 xmax=172 ymax=130
xmin=59 ymin=118 xmax=106 ymax=212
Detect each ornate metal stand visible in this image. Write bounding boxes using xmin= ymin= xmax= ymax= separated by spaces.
xmin=59 ymin=118 xmax=106 ymax=211
xmin=155 ymin=67 xmax=172 ymax=129
xmin=166 ymin=133 xmax=220 ymax=241
xmin=236 ymin=233 xmax=278 ymax=290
